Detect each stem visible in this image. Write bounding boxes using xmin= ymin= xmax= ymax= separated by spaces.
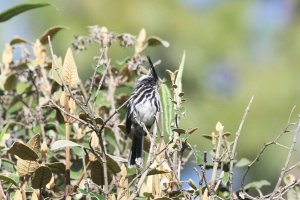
xmin=270 ymin=118 xmax=300 ymax=199
xmin=229 ymin=96 xmax=254 ymax=197
xmin=65 ymin=93 xmax=71 ymax=197
xmin=211 ymin=125 xmax=224 ymax=189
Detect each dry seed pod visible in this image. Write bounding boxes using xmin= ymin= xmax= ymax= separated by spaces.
xmin=41 ymin=141 xmax=48 ymax=159
xmin=90 ymin=132 xmax=99 ymax=150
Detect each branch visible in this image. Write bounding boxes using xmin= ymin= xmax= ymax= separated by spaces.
xmin=241 ymin=107 xmax=297 ymax=190
xmin=229 ymin=96 xmax=254 ymax=196
xmin=270 ymin=116 xmax=300 ymax=198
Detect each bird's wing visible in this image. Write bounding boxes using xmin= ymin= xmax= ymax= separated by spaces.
xmin=126 ymin=103 xmax=132 ymax=134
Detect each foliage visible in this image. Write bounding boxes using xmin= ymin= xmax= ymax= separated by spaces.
xmin=1 ymin=3 xmax=300 ymax=200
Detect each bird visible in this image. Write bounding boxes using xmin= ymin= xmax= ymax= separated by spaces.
xmin=126 ymin=56 xmax=160 ymax=167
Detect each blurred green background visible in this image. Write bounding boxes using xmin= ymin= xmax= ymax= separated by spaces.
xmin=1 ymin=0 xmax=300 ymax=190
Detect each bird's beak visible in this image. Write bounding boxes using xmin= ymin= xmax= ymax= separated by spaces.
xmin=147 ymin=56 xmax=158 ymax=81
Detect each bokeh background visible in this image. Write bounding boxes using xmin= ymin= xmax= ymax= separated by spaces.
xmin=1 ymin=0 xmax=300 ymax=192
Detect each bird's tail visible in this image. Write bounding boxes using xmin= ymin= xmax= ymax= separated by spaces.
xmin=128 ymin=127 xmax=144 ymax=167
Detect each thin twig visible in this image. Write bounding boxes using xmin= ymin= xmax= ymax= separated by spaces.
xmin=229 ymin=96 xmax=254 ymax=196
xmin=241 ymin=116 xmax=296 ymax=189
xmin=46 ymin=99 xmax=88 ymax=125
xmin=85 ymin=50 xmax=104 ymax=105
xmin=92 ymin=59 xmax=111 ymax=112
xmin=211 ymin=123 xmax=224 ymax=192
xmin=270 ymin=117 xmax=300 ymax=199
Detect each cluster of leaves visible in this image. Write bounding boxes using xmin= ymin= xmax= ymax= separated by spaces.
xmin=1 ymin=3 xmax=300 ymax=200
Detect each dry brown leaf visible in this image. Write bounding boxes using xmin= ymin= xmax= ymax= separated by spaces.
xmin=88 ymin=152 xmax=97 ymax=162
xmin=15 ymin=134 xmax=40 ymax=177
xmin=27 ymin=134 xmax=40 ymax=153
xmin=2 ymin=43 xmax=13 ymax=69
xmin=41 ymin=141 xmax=48 ymax=159
xmin=16 ymin=159 xmax=39 ymax=177
xmin=13 ymin=189 xmax=22 ymax=200
xmin=33 ymin=40 xmax=46 ymax=66
xmin=46 ymin=175 xmax=55 ymax=190
xmin=62 ymin=48 xmax=79 ymax=89
xmin=31 ymin=191 xmax=39 ymax=200
xmin=149 ymin=141 xmax=172 ymax=197
xmin=203 ymin=188 xmax=209 ymax=200
xmin=69 ymin=98 xmax=76 ymax=115
xmin=108 ymin=194 xmax=116 ymax=200
xmin=60 ymin=91 xmax=66 ymax=107
xmin=216 ymin=122 xmax=224 ymax=132
xmin=135 ymin=28 xmax=146 ymax=54
xmin=90 ymin=132 xmax=99 ymax=150
xmin=117 ymin=164 xmax=129 ymax=200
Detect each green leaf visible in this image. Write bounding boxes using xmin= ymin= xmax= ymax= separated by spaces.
xmin=26 ymin=133 xmax=40 ymax=153
xmin=116 ymin=56 xmax=130 ymax=65
xmin=94 ymin=91 xmax=111 ymax=108
xmin=9 ymin=142 xmax=38 ymax=161
xmin=96 ymin=64 xmax=105 ymax=74
xmin=90 ymin=160 xmax=105 ymax=185
xmin=10 ymin=37 xmax=31 ymax=45
xmin=179 ymin=133 xmax=190 ymax=140
xmin=46 ymin=162 xmax=65 ymax=174
xmin=235 ymin=158 xmax=251 ymax=168
xmin=39 ymin=26 xmax=68 ymax=45
xmin=202 ymin=134 xmax=212 ymax=140
xmin=287 ymin=187 xmax=300 ymax=200
xmin=173 ymin=128 xmax=186 ymax=134
xmin=192 ymin=146 xmax=203 ymax=165
xmin=51 ymin=55 xmax=63 ymax=86
xmin=50 ymin=140 xmax=82 ymax=151
xmin=135 ymin=197 xmax=148 ymax=200
xmin=147 ymin=169 xmax=169 ymax=176
xmin=186 ymin=127 xmax=198 ymax=134
xmin=143 ymin=192 xmax=154 ymax=198
xmin=3 ymin=74 xmax=17 ymax=91
xmin=222 ymin=172 xmax=229 ymax=185
xmin=78 ymin=189 xmax=105 ymax=200
xmin=146 ymin=36 xmax=170 ymax=48
xmin=244 ymin=180 xmax=271 ymax=190
xmin=0 ymin=174 xmax=18 ymax=186
xmin=0 ymin=122 xmax=10 ymax=143
xmin=160 ymin=84 xmax=174 ymax=138
xmin=1 ymin=159 xmax=16 ymax=172
xmin=106 ymin=154 xmax=121 ymax=174
xmin=153 ymin=197 xmax=173 ymax=200
xmin=31 ymin=166 xmax=52 ymax=189
xmin=0 ymin=3 xmax=50 ymax=23
xmin=175 ymin=51 xmax=185 ymax=93
xmin=16 ymin=82 xmax=31 ymax=94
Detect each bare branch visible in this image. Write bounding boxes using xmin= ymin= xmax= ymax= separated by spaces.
xmin=229 ymin=96 xmax=254 ymax=196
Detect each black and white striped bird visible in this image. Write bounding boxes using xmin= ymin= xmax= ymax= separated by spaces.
xmin=126 ymin=56 xmax=160 ymax=167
